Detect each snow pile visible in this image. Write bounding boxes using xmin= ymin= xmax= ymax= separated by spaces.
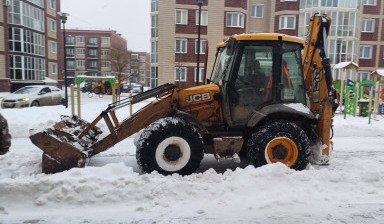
xmin=1 ymin=94 xmax=384 ymax=223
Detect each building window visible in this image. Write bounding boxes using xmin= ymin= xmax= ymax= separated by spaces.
xmin=66 ymin=48 xmax=74 ymax=56
xmin=358 ymin=72 xmax=370 ymax=81
xmin=89 ymin=37 xmax=98 ymax=45
xmin=89 ymin=49 xmax=98 ymax=56
xmin=77 ymin=60 xmax=85 ymax=67
xmin=151 ymin=41 xmax=158 ymax=63
xmin=131 ymin=54 xmax=139 ymax=60
xmin=101 ymin=37 xmax=110 ymax=44
xmin=51 ymin=42 xmax=57 ymax=53
xmin=281 ymin=0 xmax=297 ymax=1
xmin=151 ymin=14 xmax=158 ymax=38
xmin=101 ymin=61 xmax=110 ymax=67
xmin=195 ymin=39 xmax=206 ymax=54
xmin=279 ymin=15 xmax=296 ymax=30
xmin=196 ymin=10 xmax=208 ymax=26
xmin=151 ymin=0 xmax=158 ymax=12
xmin=76 ymin=48 xmax=85 ymax=55
xmin=52 ymin=63 xmax=57 ymax=74
xmin=90 ymin=61 xmax=98 ymax=68
xmin=226 ymin=12 xmax=244 ymax=28
xmin=364 ymin=0 xmax=376 ymax=5
xmin=176 ymin=9 xmax=188 ymax=25
xmin=101 ymin=49 xmax=109 ymax=56
xmin=49 ymin=0 xmax=56 ymax=9
xmin=362 ymin=19 xmax=375 ymax=32
xmin=50 ymin=20 xmax=57 ymax=32
xmin=252 ymin=5 xmax=264 ymax=18
xmin=360 ymin=45 xmax=372 ymax=59
xmin=175 ymin=67 xmax=187 ymax=81
xmin=175 ymin=39 xmax=187 ymax=53
xmin=194 ymin=68 xmax=204 ymax=82
xmin=76 ymin=36 xmax=84 ymax=43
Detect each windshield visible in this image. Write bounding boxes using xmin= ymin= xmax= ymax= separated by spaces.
xmin=212 ymin=47 xmax=234 ymax=84
xmin=13 ymin=87 xmax=40 ymax=94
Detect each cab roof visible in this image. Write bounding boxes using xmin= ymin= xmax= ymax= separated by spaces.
xmin=217 ymin=33 xmax=304 ymax=48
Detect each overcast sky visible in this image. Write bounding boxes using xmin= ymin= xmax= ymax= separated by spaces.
xmin=61 ymin=0 xmax=151 ymax=52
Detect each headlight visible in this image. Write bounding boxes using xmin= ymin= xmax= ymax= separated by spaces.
xmin=18 ymin=98 xmax=30 ymax=102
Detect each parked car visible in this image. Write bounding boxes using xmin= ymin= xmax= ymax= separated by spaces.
xmin=1 ymin=85 xmax=65 ymax=108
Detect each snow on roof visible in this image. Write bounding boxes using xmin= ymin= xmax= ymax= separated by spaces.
xmin=333 ymin=61 xmax=359 ymax=70
xmin=43 ymin=77 xmax=58 ymax=83
xmin=370 ymin=69 xmax=384 ymax=77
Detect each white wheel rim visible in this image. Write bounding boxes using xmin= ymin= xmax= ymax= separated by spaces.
xmin=155 ymin=136 xmax=191 ymax=172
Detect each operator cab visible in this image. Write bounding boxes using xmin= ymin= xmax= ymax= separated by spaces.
xmin=211 ymin=34 xmax=307 ymax=127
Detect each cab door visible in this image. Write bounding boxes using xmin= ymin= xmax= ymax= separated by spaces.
xmin=228 ymin=44 xmax=274 ymax=126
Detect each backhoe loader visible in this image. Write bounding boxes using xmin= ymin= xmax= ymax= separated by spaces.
xmin=30 ymin=14 xmax=336 ymax=175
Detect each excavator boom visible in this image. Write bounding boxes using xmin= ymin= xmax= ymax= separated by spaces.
xmin=302 ymin=13 xmax=334 ymax=163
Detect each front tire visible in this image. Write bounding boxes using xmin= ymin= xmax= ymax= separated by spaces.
xmin=31 ymin=101 xmax=39 ymax=107
xmin=0 ymin=114 xmax=11 ymax=155
xmin=136 ymin=117 xmax=204 ymax=175
xmin=246 ymin=120 xmax=310 ymax=170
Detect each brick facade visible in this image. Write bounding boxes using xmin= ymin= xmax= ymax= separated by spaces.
xmin=361 ymin=18 xmax=379 ymax=41
xmin=225 ymin=0 xmax=247 ymax=10
xmin=275 ymin=0 xmax=300 ymax=11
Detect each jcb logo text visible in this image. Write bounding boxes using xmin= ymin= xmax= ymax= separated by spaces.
xmin=186 ymin=93 xmax=211 ymax=103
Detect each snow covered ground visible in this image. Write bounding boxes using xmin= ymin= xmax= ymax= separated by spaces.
xmin=1 ymin=93 xmax=384 ymax=224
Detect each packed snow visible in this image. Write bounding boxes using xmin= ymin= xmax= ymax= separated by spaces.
xmin=1 ymin=93 xmax=384 ymax=224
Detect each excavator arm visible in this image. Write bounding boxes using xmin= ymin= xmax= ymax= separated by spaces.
xmin=302 ymin=13 xmax=334 ymax=163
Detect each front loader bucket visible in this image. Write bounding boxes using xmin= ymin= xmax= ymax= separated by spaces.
xmin=30 ymin=131 xmax=88 ymax=174
xmin=30 ymin=116 xmax=102 ymax=174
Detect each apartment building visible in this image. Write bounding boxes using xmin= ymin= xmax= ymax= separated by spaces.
xmin=63 ymin=29 xmax=128 ymax=83
xmin=129 ymin=52 xmax=150 ymax=86
xmin=0 ymin=0 xmax=62 ymax=92
xmin=151 ymin=0 xmax=384 ymax=88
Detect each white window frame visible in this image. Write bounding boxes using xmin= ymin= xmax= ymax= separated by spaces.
xmin=364 ymin=0 xmax=376 ymax=6
xmin=51 ymin=63 xmax=57 ymax=74
xmin=195 ymin=39 xmax=206 ymax=54
xmin=226 ymin=12 xmax=244 ymax=28
xmin=50 ymin=20 xmax=56 ymax=32
xmin=176 ymin=9 xmax=188 ymax=25
xmin=360 ymin=45 xmax=373 ymax=59
xmin=279 ymin=15 xmax=296 ymax=30
xmin=175 ymin=67 xmax=187 ymax=82
xmin=76 ymin=60 xmax=85 ymax=67
xmin=101 ymin=37 xmax=110 ymax=44
xmin=76 ymin=36 xmax=84 ymax=43
xmin=76 ymin=48 xmax=85 ymax=55
xmin=49 ymin=0 xmax=56 ymax=9
xmin=194 ymin=67 xmax=204 ymax=82
xmin=51 ymin=42 xmax=57 ymax=53
xmin=362 ymin=19 xmax=375 ymax=32
xmin=358 ymin=72 xmax=370 ymax=81
xmin=252 ymin=4 xmax=264 ymax=18
xmin=196 ymin=10 xmax=208 ymax=26
xmin=175 ymin=39 xmax=187 ymax=53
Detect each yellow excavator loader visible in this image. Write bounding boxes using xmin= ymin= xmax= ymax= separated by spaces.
xmin=30 ymin=14 xmax=336 ymax=175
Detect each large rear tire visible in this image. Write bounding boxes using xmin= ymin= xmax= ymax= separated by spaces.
xmin=136 ymin=117 xmax=204 ymax=175
xmin=246 ymin=120 xmax=310 ymax=170
xmin=0 ymin=114 xmax=11 ymax=155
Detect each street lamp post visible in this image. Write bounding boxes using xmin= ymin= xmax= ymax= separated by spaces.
xmin=196 ymin=0 xmax=204 ymax=86
xmin=58 ymin=12 xmax=70 ymax=108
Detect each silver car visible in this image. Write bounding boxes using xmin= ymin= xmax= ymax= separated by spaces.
xmin=1 ymin=85 xmax=65 ymax=108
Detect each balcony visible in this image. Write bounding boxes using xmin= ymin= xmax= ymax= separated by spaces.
xmin=87 ymin=42 xmax=99 ymax=47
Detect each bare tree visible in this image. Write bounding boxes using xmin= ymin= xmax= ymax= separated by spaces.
xmin=108 ymin=47 xmax=131 ymax=81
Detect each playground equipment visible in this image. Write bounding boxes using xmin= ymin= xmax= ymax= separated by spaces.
xmin=71 ymin=75 xmax=118 ymax=118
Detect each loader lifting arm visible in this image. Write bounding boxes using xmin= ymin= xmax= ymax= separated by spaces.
xmin=302 ymin=13 xmax=335 ymax=163
xmin=30 ymin=83 xmax=178 ymax=174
